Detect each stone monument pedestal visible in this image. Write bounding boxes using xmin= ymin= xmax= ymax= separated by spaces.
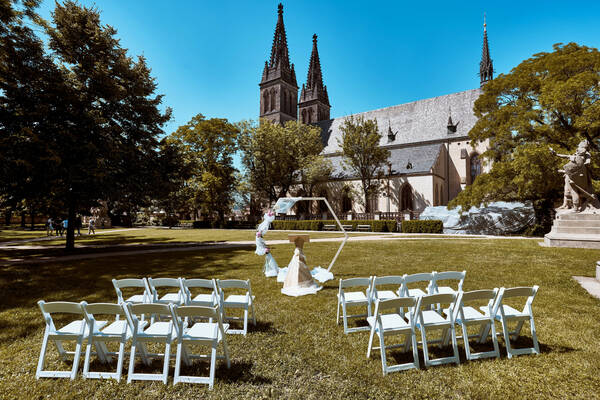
xmin=544 ymin=212 xmax=600 ymax=249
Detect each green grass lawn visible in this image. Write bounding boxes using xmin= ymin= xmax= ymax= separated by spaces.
xmin=0 ymin=237 xmax=598 ymax=399
xmin=0 ymin=226 xmax=51 ymax=242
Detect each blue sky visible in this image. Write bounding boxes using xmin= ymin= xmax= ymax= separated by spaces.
xmin=38 ymin=1 xmax=600 ymax=136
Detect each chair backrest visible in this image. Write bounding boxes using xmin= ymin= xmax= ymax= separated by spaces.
xmin=170 ymin=305 xmax=224 ymax=339
xmin=217 ymin=279 xmax=250 ymax=290
xmin=38 ymin=300 xmax=84 ymax=332
xmin=494 ymin=286 xmax=538 ymax=315
xmin=339 ymin=277 xmax=372 ymax=289
xmin=419 ymin=293 xmax=456 ymax=309
xmin=81 ymin=302 xmax=126 ymax=333
xmin=432 ymin=270 xmax=466 ymax=291
xmin=400 ymin=273 xmax=434 ymax=296
xmin=148 ymin=277 xmax=181 ymax=289
xmin=112 ymin=278 xmax=150 ymax=303
xmin=374 ymin=296 xmax=420 ymax=327
xmin=373 ymin=275 xmax=404 ymax=287
xmin=455 ymin=289 xmax=497 ymax=320
xmin=179 ymin=278 xmax=215 ymax=304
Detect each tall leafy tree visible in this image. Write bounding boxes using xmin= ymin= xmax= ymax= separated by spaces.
xmin=238 ymin=119 xmax=324 ymax=205
xmin=168 ymin=114 xmax=238 ymax=222
xmin=42 ymin=1 xmax=172 ymax=248
xmin=337 ymin=115 xmax=390 ymax=213
xmin=449 ymin=42 xmax=600 ymax=227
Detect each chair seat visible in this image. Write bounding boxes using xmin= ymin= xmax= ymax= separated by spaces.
xmin=224 ymin=294 xmax=254 ymax=305
xmin=480 ymin=305 xmax=528 ymax=320
xmin=192 ymin=294 xmax=215 ymax=305
xmin=158 ymin=293 xmax=181 ymax=304
xmin=374 ymin=290 xmax=398 ymax=301
xmin=436 ymin=286 xmax=456 ymax=295
xmin=338 ymin=291 xmax=368 ymax=303
xmin=125 ymin=294 xmax=147 ymax=303
xmin=57 ymin=320 xmax=107 ymax=336
xmin=447 ymin=306 xmax=485 ymax=322
xmin=184 ymin=322 xmax=230 ymax=341
xmin=418 ymin=310 xmax=450 ymax=326
xmin=100 ymin=320 xmax=147 ymax=337
xmin=367 ymin=313 xmax=409 ymax=332
xmin=143 ymin=321 xmax=176 ymax=339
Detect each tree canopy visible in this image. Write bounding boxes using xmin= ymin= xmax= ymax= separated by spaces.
xmin=450 ymin=42 xmax=600 ymax=225
xmin=337 ymin=116 xmax=390 ymax=213
xmin=167 ymin=114 xmax=238 ymax=222
xmin=239 ymin=119 xmax=323 ymax=205
xmin=0 ymin=1 xmax=174 ymax=248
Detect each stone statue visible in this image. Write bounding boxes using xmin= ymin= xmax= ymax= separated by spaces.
xmin=550 ymin=140 xmax=599 ymax=212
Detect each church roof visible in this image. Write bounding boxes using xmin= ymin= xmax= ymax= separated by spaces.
xmin=316 ymin=88 xmax=481 ymax=155
xmin=327 ymin=143 xmax=444 ymax=179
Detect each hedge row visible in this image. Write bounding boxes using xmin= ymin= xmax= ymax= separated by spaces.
xmin=401 ymin=220 xmax=443 ymax=233
xmin=271 ymin=220 xmax=398 ymax=232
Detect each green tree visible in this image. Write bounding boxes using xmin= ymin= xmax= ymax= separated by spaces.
xmin=337 ymin=115 xmax=390 ymax=213
xmin=239 ymin=119 xmax=324 ymax=205
xmin=169 ymin=114 xmax=239 ymax=222
xmin=449 ymin=42 xmax=600 ymax=227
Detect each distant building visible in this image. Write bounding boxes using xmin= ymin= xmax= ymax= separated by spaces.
xmin=260 ymin=4 xmax=494 ymax=215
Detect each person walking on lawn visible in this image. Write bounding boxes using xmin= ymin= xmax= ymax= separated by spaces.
xmin=75 ymin=215 xmax=82 ymax=236
xmin=46 ymin=217 xmax=54 ymax=236
xmin=88 ymin=218 xmax=96 ymax=235
xmin=62 ymin=219 xmax=68 ymax=236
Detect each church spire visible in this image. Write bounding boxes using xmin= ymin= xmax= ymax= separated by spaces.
xmin=298 ymin=34 xmax=330 ymax=123
xmin=480 ymin=14 xmax=494 ymax=86
xmin=269 ymin=3 xmax=290 ymax=69
xmin=259 ymin=3 xmax=298 ymax=124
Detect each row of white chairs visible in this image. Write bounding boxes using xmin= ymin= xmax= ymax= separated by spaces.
xmin=337 ymin=271 xmax=466 ymax=334
xmin=112 ymin=277 xmax=256 ymax=335
xmin=36 ymin=301 xmax=229 ymax=388
xmin=337 ymin=275 xmax=540 ymax=375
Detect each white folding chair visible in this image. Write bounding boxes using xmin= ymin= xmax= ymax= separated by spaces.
xmin=112 ymin=278 xmax=151 ymax=305
xmin=180 ymin=278 xmax=218 ymax=307
xmin=337 ymin=277 xmax=373 ymax=334
xmin=125 ymin=303 xmax=176 ymax=384
xmin=216 ymin=279 xmax=256 ymax=336
xmin=36 ymin=301 xmax=107 ymax=380
xmin=368 ymin=275 xmax=403 ymax=309
xmin=431 ymin=270 xmax=466 ymax=295
xmin=147 ymin=277 xmax=185 ymax=305
xmin=449 ymin=289 xmax=500 ymax=361
xmin=170 ymin=305 xmax=231 ymax=388
xmin=81 ymin=302 xmax=147 ymax=381
xmin=415 ymin=293 xmax=460 ymax=367
xmin=366 ymin=296 xmax=420 ymax=375
xmin=399 ymin=273 xmax=435 ymax=297
xmin=482 ymin=286 xmax=540 ymax=358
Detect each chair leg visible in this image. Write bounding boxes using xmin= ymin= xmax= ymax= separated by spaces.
xmin=162 ymin=341 xmax=171 ymax=384
xmin=378 ymin=332 xmax=388 ymax=376
xmin=222 ymin=338 xmax=231 ymax=369
xmin=36 ymin=331 xmax=49 ymax=379
xmin=173 ymin=342 xmax=183 ymax=385
xmin=208 ymin=343 xmax=217 ymax=390
xmin=243 ymin=309 xmax=248 ymax=336
xmin=250 ymin=302 xmax=256 ymax=326
xmin=490 ymin=319 xmax=500 ymax=358
xmin=336 ymin=298 xmax=341 ymax=324
xmin=512 ymin=320 xmax=525 ymax=341
xmin=83 ymin=337 xmax=93 ymax=378
xmin=342 ymin=302 xmax=348 ymax=334
xmin=127 ymin=341 xmax=137 ymax=383
xmin=367 ymin=325 xmax=376 ymax=359
xmin=70 ymin=336 xmax=84 ymax=380
xmin=462 ymin=323 xmax=472 ymax=360
xmin=500 ymin=317 xmax=513 ymax=359
xmin=450 ymin=326 xmax=460 ymax=365
xmin=411 ymin=331 xmax=420 ymax=370
xmin=115 ymin=341 xmax=125 ymax=382
xmin=530 ymin=316 xmax=540 ymax=354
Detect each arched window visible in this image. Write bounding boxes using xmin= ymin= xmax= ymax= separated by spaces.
xmin=270 ymin=88 xmax=276 ymax=111
xmin=400 ymin=184 xmax=413 ymax=211
xmin=341 ymin=187 xmax=352 ymax=213
xmin=470 ymin=153 xmax=482 ymax=184
xmin=263 ymin=91 xmax=269 ymax=114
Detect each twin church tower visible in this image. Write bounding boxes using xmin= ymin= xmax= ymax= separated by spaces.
xmin=259 ymin=4 xmax=330 ymax=125
xmin=259 ymin=4 xmax=494 ymax=125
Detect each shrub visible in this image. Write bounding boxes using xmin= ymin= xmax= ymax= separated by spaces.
xmin=401 ymin=220 xmax=443 ymax=233
xmin=161 ymin=215 xmax=179 ymax=228
xmin=272 ymin=219 xmax=396 ymax=232
xmin=192 ymin=220 xmax=211 ymax=229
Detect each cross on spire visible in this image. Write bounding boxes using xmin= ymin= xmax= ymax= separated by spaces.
xmin=480 ymin=13 xmax=494 ymax=86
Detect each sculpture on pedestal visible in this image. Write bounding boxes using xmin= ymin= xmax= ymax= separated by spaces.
xmin=551 ymin=140 xmax=599 ymax=213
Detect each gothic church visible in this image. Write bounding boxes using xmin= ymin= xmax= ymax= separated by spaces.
xmin=259 ymin=4 xmax=494 ymax=215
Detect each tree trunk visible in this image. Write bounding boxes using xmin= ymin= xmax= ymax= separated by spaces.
xmin=363 ymin=183 xmax=370 ymax=213
xmin=30 ymin=206 xmax=35 ymax=230
xmin=4 ymin=209 xmax=11 ymax=225
xmin=65 ymin=194 xmax=76 ymax=251
xmin=20 ymin=211 xmax=26 ymax=228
